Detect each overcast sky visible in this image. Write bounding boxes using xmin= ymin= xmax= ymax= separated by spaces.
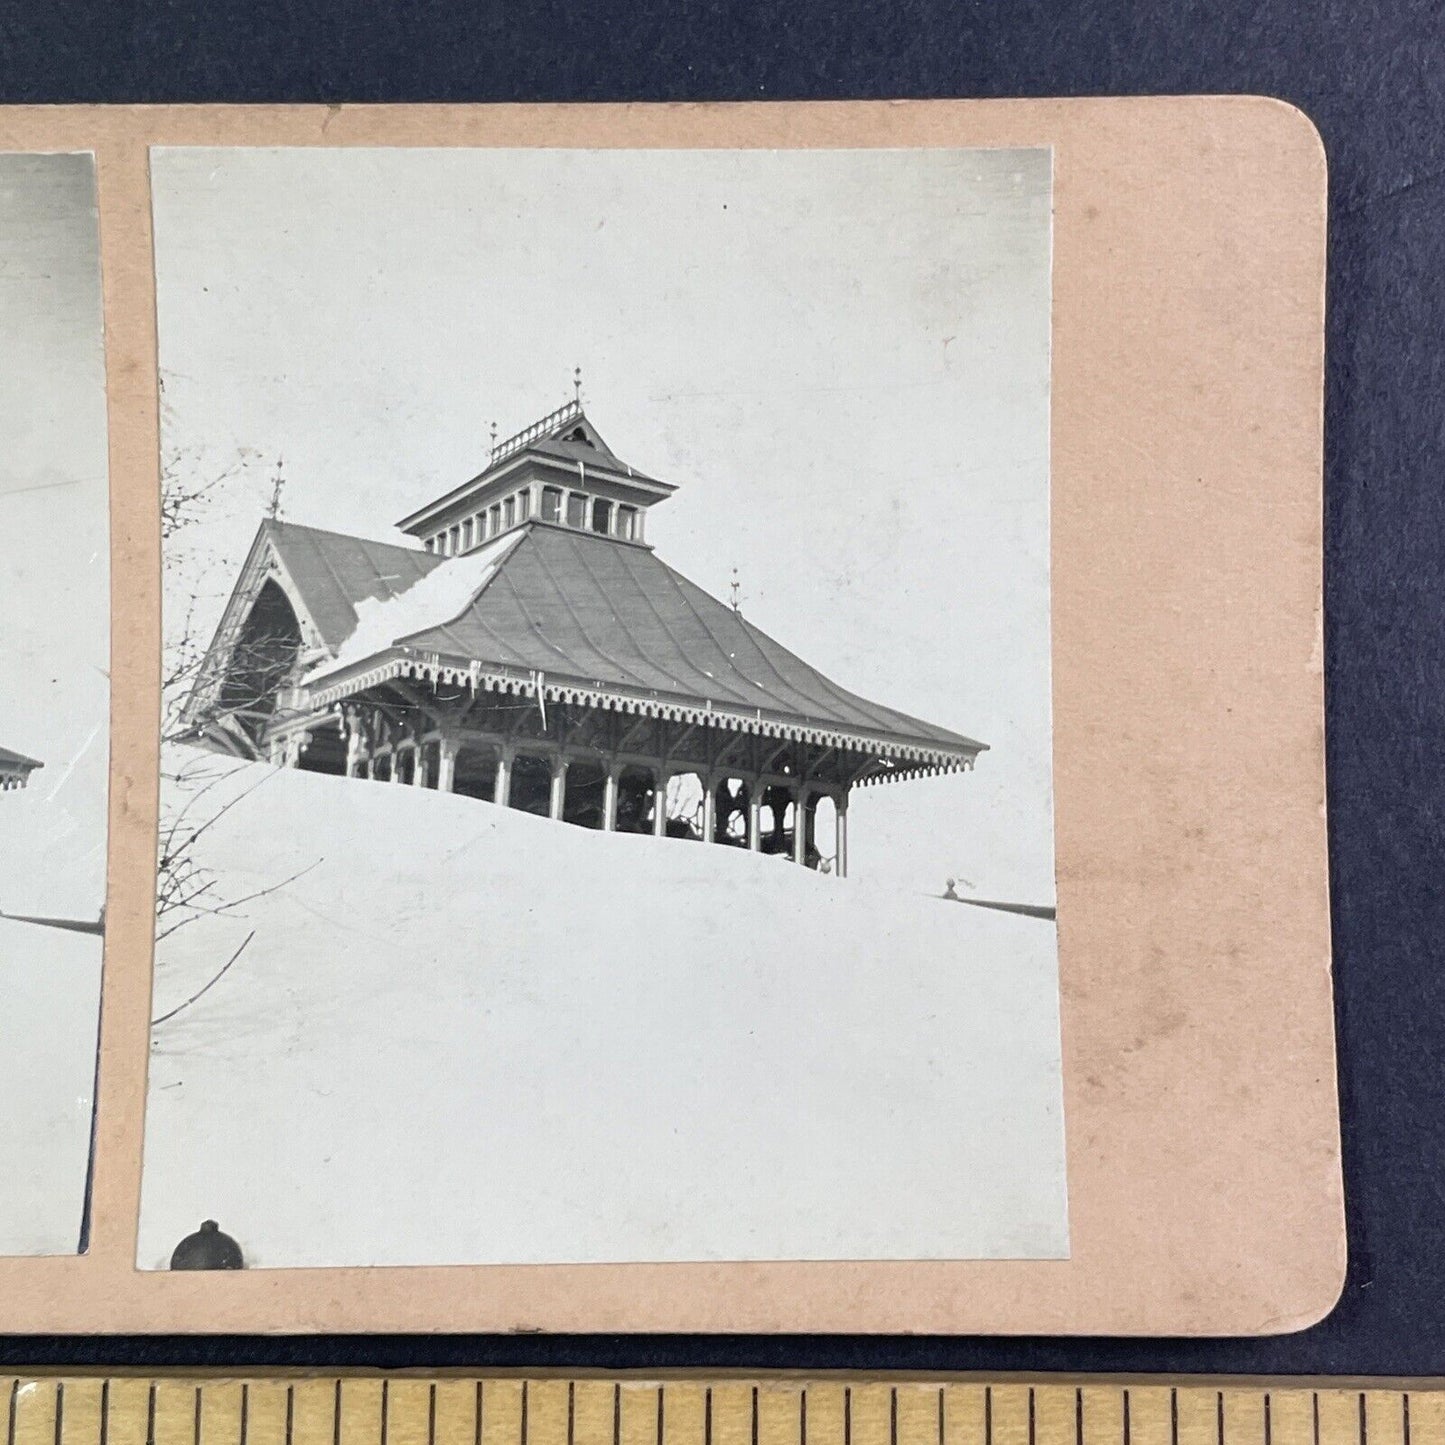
xmin=0 ymin=152 xmax=109 ymax=1255
xmin=153 ymin=145 xmax=1054 ymax=903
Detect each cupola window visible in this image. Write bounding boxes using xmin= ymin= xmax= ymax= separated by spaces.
xmin=566 ymin=492 xmax=588 ymax=528
xmin=541 ymin=486 xmax=562 ymax=523
xmin=590 ymin=498 xmax=613 ymax=534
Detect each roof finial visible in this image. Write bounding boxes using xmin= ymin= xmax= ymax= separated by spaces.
xmin=573 ymin=366 xmax=582 ymax=405
xmin=267 ymin=456 xmax=285 ymax=520
xmin=489 ymin=420 xmax=498 ymax=457
xmin=730 ymin=566 xmax=742 ymax=614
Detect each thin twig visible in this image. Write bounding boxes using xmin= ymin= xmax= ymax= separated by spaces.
xmin=150 ymin=930 xmax=255 ymax=1027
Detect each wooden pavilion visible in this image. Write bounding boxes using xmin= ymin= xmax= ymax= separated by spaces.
xmin=179 ymin=399 xmax=986 ymax=875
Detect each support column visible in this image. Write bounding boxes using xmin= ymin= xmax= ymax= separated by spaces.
xmin=602 ymin=765 xmax=620 ymax=832
xmin=793 ymin=785 xmax=810 ymax=865
xmin=389 ymin=749 xmax=403 ymax=783
xmin=436 ymin=737 xmax=456 ymax=794
xmin=495 ymin=750 xmax=513 ymax=807
xmin=412 ymin=745 xmax=428 ymax=787
xmin=344 ymin=723 xmax=363 ymax=779
xmin=653 ymin=771 xmax=669 ymax=837
xmin=549 ymin=756 xmax=569 ymax=820
xmin=835 ymin=793 xmax=849 ymax=879
xmin=702 ymin=776 xmax=717 ymax=843
xmin=747 ymin=788 xmax=762 ymax=852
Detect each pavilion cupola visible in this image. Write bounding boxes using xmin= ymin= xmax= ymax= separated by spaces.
xmin=395 ymin=392 xmax=677 ymax=559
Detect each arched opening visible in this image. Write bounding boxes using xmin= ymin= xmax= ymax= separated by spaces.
xmin=810 ymin=794 xmax=837 ymax=872
xmin=664 ymin=772 xmax=705 ymax=840
xmin=218 ymin=578 xmax=304 ymax=753
xmin=563 ymin=758 xmax=607 ymax=829
xmin=394 ymin=747 xmax=417 ymax=786
xmin=510 ymin=753 xmax=552 ymax=817
xmin=298 ymin=717 xmax=346 ymax=776
xmin=713 ymin=777 xmax=751 ymax=846
xmin=372 ymin=751 xmax=393 ymax=783
xmin=759 ymin=785 xmax=795 ymax=856
xmin=453 ymin=744 xmax=497 ymax=801
xmin=615 ymin=766 xmax=658 ymax=834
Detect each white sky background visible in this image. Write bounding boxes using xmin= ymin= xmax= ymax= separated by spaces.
xmin=0 ymin=152 xmax=109 ymax=1255
xmin=153 ymin=146 xmax=1054 ymax=904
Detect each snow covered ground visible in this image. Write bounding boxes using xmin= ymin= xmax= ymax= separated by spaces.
xmin=138 ymin=747 xmax=1068 ymax=1268
xmin=0 ymin=784 xmax=105 ymax=1256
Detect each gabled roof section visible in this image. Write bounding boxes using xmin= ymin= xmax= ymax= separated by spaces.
xmin=307 ymin=520 xmax=985 ymax=765
xmin=262 ymin=519 xmax=444 ymax=652
xmin=0 ymin=746 xmax=41 ymax=771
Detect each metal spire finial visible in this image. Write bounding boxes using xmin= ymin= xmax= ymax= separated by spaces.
xmin=573 ymin=366 xmax=582 ymax=404
xmin=730 ymin=566 xmax=741 ymax=614
xmin=489 ymin=420 xmax=498 ymax=456
xmin=267 ymin=456 xmax=285 ymax=520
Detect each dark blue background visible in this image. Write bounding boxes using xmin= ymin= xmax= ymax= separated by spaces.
xmin=1 ymin=0 xmax=1441 ymax=1377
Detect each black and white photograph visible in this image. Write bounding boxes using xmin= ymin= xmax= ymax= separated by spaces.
xmin=139 ymin=144 xmax=1064 ymax=1269
xmin=0 ymin=152 xmax=110 ymax=1256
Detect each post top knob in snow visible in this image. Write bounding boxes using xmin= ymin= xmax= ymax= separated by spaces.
xmin=169 ymin=1218 xmax=245 ymax=1270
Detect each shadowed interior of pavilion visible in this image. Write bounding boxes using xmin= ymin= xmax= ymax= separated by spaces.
xmin=180 ymin=397 xmax=986 ymax=877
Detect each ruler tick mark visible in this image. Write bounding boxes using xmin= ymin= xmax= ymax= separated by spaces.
xmin=53 ymin=1381 xmax=63 ymax=1445
xmin=615 ymin=1386 xmax=623 ymax=1445
xmin=1358 ymin=1394 xmax=1366 ymax=1445
xmin=1217 ymin=1393 xmax=1224 ymax=1445
xmin=284 ymin=1385 xmax=294 ymax=1445
xmin=568 ymin=1385 xmax=576 ymax=1445
xmin=1264 ymin=1396 xmax=1271 ymax=1445
xmin=1403 ymin=1395 xmax=1411 ymax=1445
xmin=520 ymin=1383 xmax=528 ymax=1445
xmin=655 ymin=1387 xmax=663 ymax=1445
xmin=147 ymin=1384 xmax=157 ymax=1445
xmin=7 ymin=1379 xmax=17 ymax=1445
xmin=475 ymin=1381 xmax=484 ymax=1445
xmin=428 ymin=1386 xmax=437 ymax=1445
xmin=100 ymin=1380 xmax=110 ymax=1445
xmin=1075 ymin=1389 xmax=1083 ymax=1445
xmin=1122 ymin=1391 xmax=1129 ymax=1445
xmin=333 ymin=1380 xmax=342 ymax=1445
xmin=240 ymin=1385 xmax=249 ymax=1445
xmin=985 ymin=1388 xmax=992 ymax=1445
xmin=381 ymin=1379 xmax=390 ymax=1445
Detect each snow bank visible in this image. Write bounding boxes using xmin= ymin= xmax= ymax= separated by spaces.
xmin=0 ymin=919 xmax=100 ymax=1254
xmin=0 ymin=768 xmax=106 ymax=1255
xmin=138 ymin=747 xmax=1068 ymax=1268
xmin=306 ymin=530 xmax=522 ymax=683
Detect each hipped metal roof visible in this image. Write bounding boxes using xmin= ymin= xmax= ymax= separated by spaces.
xmin=268 ymin=519 xmax=985 ymax=767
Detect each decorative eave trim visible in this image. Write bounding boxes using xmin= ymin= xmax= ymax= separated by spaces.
xmin=304 ymin=647 xmax=985 ymax=777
